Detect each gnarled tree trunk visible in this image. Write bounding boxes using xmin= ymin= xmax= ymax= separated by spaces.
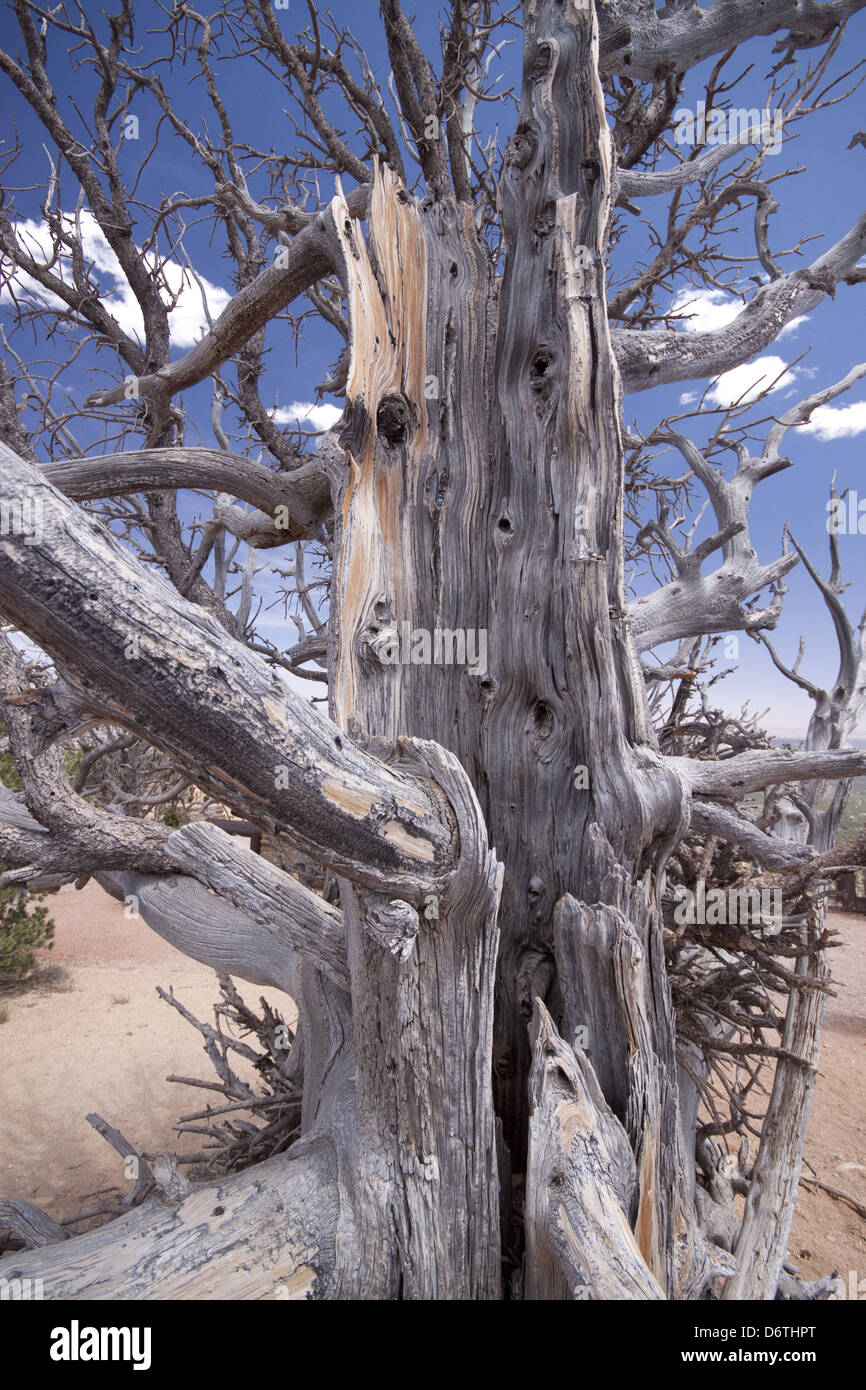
xmin=1 ymin=0 xmax=863 ymax=1303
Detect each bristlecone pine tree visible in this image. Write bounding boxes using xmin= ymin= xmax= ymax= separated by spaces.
xmin=0 ymin=0 xmax=864 ymax=1300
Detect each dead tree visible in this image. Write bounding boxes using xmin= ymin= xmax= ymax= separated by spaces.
xmin=0 ymin=0 xmax=865 ymax=1299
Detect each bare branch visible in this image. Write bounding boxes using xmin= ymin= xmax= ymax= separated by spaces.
xmin=690 ymin=799 xmax=817 ymax=870
xmin=0 ymin=440 xmax=454 ymax=899
xmin=679 ymin=746 xmax=866 ymax=796
xmin=614 ymin=212 xmax=866 ymax=392
xmin=83 ymin=189 xmax=369 ymax=409
xmin=44 ymin=446 xmax=332 ymax=540
xmin=600 ymin=0 xmax=866 ymax=82
xmin=628 ymin=430 xmax=798 ymax=650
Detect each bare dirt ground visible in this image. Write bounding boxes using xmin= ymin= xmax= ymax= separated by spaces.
xmin=788 ymin=910 xmax=866 ymax=1287
xmin=0 ymin=882 xmax=863 ymax=1291
xmin=0 ymin=880 xmax=297 ymax=1221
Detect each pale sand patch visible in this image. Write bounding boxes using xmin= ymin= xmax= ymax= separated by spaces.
xmin=0 ymin=880 xmax=296 ymax=1219
xmin=788 ymin=911 xmax=866 ymax=1285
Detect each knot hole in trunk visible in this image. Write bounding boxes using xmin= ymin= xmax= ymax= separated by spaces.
xmin=376 ymin=393 xmax=412 ymax=446
xmin=530 ymin=347 xmax=556 ymax=407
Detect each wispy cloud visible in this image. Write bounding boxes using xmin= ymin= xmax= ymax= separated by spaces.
xmin=1 ymin=210 xmax=231 ymax=348
xmin=273 ymin=400 xmax=343 ymax=432
xmin=778 ymin=314 xmax=809 ymax=337
xmin=798 ymin=399 xmax=866 ymax=440
xmin=706 ymin=355 xmax=796 ymax=408
xmin=670 ymin=288 xmax=743 ymax=334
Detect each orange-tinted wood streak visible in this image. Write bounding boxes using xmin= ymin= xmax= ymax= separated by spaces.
xmin=331 ymin=162 xmax=429 ymax=732
xmin=327 ymin=163 xmax=502 ymax=1300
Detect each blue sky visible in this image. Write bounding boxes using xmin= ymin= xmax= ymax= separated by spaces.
xmin=0 ymin=1 xmax=864 ymax=735
xmin=618 ymin=16 xmax=866 ymax=736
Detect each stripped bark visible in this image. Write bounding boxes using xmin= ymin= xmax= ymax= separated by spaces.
xmin=325 ymin=163 xmax=503 ymax=1298
xmin=553 ymin=888 xmax=735 ymax=1297
xmin=97 ymin=868 xmax=302 ymax=998
xmin=525 ymin=1001 xmax=664 ymax=1301
xmin=483 ymin=0 xmax=685 ymax=1185
xmin=163 ymin=823 xmax=346 ymax=987
xmin=0 ymin=1142 xmax=339 ymax=1299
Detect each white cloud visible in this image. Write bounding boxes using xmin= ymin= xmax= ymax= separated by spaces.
xmin=706 ymin=355 xmax=796 ymax=408
xmin=1 ymin=210 xmax=231 ymax=348
xmin=670 ymin=288 xmax=742 ymax=334
xmin=778 ymin=314 xmax=809 ymax=337
xmin=679 ymin=390 xmax=698 ymax=405
xmin=273 ymin=400 xmax=343 ymax=432
xmin=798 ymin=399 xmax=866 ymax=440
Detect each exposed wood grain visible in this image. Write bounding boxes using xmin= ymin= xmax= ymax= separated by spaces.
xmin=0 ymin=0 xmax=852 ymax=1305
xmin=598 ymin=0 xmax=866 ymax=83
xmin=165 ymin=822 xmax=346 ymax=986
xmin=525 ymin=1001 xmax=664 ymax=1300
xmin=0 ymin=1143 xmax=339 ymax=1299
xmin=554 ymin=885 xmax=735 ymax=1297
xmin=97 ymin=867 xmax=300 ymax=996
xmin=484 ymin=0 xmax=686 ymax=1178
xmin=325 ymin=163 xmax=503 ymax=1298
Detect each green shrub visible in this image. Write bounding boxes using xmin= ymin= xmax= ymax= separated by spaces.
xmin=0 ymin=885 xmax=55 ymax=979
xmin=0 ymin=745 xmax=22 ymax=791
xmin=0 ymin=724 xmax=57 ymax=977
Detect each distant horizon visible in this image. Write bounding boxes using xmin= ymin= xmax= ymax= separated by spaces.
xmin=766 ymin=726 xmax=866 ymax=742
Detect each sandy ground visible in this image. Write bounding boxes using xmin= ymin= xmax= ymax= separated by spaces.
xmin=0 ymin=882 xmax=863 ymax=1288
xmin=0 ymin=880 xmax=297 ymax=1220
xmin=788 ymin=910 xmax=866 ymax=1286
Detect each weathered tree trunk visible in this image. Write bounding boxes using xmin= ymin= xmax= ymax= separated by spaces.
xmin=312 ymin=168 xmax=504 ymax=1297
xmin=3 ymin=0 xmax=857 ymax=1304
xmin=294 ymin=0 xmax=720 ymax=1299
xmin=0 ymin=0 xmax=715 ymax=1303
